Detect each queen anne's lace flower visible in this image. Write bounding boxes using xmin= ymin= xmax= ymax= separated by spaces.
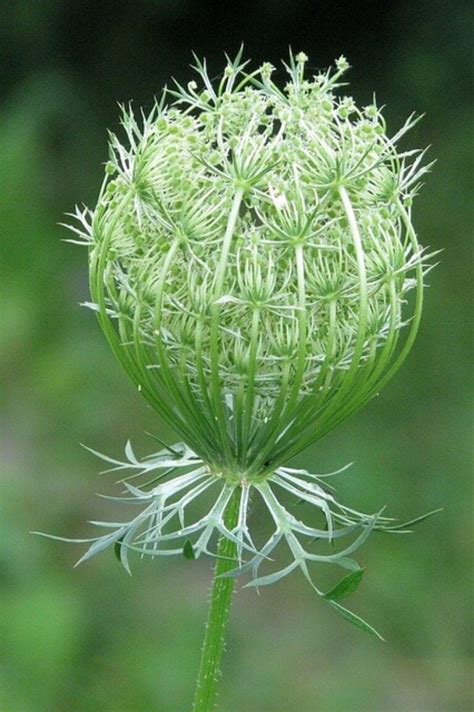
xmin=51 ymin=50 xmax=438 ymax=633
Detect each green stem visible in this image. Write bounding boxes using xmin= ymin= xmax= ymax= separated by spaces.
xmin=192 ymin=490 xmax=241 ymax=712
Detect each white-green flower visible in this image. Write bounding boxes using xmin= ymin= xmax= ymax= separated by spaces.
xmin=55 ymin=49 xmax=438 ymax=634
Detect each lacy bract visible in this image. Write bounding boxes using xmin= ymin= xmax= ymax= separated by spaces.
xmin=46 ymin=441 xmax=437 ymax=637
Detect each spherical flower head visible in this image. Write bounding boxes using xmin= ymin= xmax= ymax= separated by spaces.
xmin=75 ymin=50 xmax=432 ymax=478
xmin=58 ymin=51 xmax=437 ymax=630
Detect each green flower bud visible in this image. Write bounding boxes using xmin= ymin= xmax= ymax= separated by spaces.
xmin=56 ymin=51 xmax=437 ymax=622
xmin=83 ymin=53 xmax=433 ymax=475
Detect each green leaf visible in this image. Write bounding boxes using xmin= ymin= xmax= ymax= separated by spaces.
xmin=183 ymin=539 xmax=196 ymax=560
xmin=114 ymin=536 xmax=125 ymax=565
xmin=329 ymin=600 xmax=385 ymax=641
xmin=324 ymin=568 xmax=364 ymax=601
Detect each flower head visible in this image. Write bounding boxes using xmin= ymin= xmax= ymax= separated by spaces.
xmin=58 ymin=50 xmax=437 ymax=633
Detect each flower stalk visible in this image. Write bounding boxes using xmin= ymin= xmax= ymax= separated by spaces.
xmin=192 ymin=490 xmax=241 ymax=712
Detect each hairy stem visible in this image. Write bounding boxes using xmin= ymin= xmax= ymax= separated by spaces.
xmin=192 ymin=490 xmax=241 ymax=712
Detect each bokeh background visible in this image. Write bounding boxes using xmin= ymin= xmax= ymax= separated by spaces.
xmin=1 ymin=1 xmax=473 ymax=710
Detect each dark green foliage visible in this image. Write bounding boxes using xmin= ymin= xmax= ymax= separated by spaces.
xmin=183 ymin=540 xmax=196 ymax=560
xmin=324 ymin=568 xmax=365 ymax=601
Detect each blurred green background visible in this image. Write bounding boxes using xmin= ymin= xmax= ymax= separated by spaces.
xmin=1 ymin=1 xmax=472 ymax=710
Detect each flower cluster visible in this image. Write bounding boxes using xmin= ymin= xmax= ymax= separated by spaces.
xmin=55 ymin=50 xmax=436 ymax=634
xmin=70 ymin=50 xmax=433 ymax=474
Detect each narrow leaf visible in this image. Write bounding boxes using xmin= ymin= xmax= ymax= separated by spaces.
xmin=74 ymin=529 xmax=125 ymax=567
xmin=183 ymin=539 xmax=196 ymax=560
xmin=114 ymin=536 xmax=125 ymax=565
xmin=337 ymin=557 xmax=361 ymax=572
xmin=324 ymin=568 xmax=364 ymax=601
xmin=244 ymin=561 xmax=298 ymax=588
xmin=380 ymin=508 xmax=443 ymax=532
xmin=124 ymin=439 xmax=139 ymax=464
xmin=329 ymin=601 xmax=384 ymax=641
